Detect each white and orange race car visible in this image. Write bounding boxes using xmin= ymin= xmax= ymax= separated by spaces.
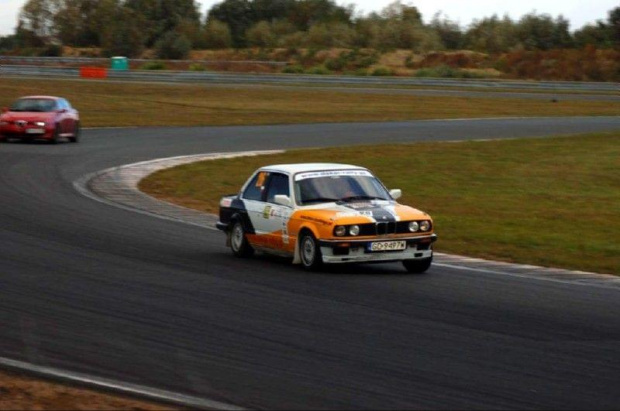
xmin=216 ymin=163 xmax=437 ymax=272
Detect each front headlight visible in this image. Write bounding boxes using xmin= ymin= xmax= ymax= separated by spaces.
xmin=35 ymin=121 xmax=46 ymax=127
xmin=420 ymin=220 xmax=431 ymax=232
xmin=334 ymin=226 xmax=346 ymax=237
xmin=408 ymin=221 xmax=419 ymax=232
xmin=349 ymin=225 xmax=360 ymax=236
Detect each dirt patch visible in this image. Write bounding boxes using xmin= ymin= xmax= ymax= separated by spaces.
xmin=0 ymin=369 xmax=178 ymax=410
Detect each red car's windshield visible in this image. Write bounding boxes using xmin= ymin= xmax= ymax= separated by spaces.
xmin=9 ymin=98 xmax=57 ymax=113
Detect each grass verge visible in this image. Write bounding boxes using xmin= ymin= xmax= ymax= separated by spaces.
xmin=0 ymin=369 xmax=174 ymax=410
xmin=1 ymin=78 xmax=619 ymax=127
xmin=140 ymin=131 xmax=620 ymax=275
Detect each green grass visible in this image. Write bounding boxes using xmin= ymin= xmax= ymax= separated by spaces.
xmin=1 ymin=77 xmax=619 ymax=127
xmin=140 ymin=132 xmax=620 ymax=275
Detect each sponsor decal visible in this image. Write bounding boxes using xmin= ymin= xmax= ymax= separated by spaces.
xmin=300 ymin=215 xmax=332 ymax=225
xmin=295 ymin=170 xmax=372 ymax=181
xmin=263 ymin=205 xmax=272 ymax=219
xmin=335 ymin=211 xmax=374 ymax=219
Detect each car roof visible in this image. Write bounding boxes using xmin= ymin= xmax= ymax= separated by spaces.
xmin=17 ymin=96 xmax=60 ymax=100
xmin=259 ymin=163 xmax=369 ymax=174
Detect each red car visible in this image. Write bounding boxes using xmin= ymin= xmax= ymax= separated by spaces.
xmin=0 ymin=96 xmax=80 ymax=143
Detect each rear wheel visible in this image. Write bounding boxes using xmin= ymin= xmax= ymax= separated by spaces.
xmin=69 ymin=121 xmax=80 ymax=143
xmin=403 ymin=257 xmax=432 ymax=274
xmin=300 ymin=231 xmax=323 ymax=270
xmin=230 ymin=220 xmax=254 ymax=258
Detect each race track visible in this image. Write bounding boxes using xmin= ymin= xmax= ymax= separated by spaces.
xmin=1 ymin=117 xmax=620 ymax=409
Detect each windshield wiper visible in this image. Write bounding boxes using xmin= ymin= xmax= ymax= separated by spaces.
xmin=340 ymin=195 xmax=386 ymax=202
xmin=302 ymin=197 xmax=340 ymax=205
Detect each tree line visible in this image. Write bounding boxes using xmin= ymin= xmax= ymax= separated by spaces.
xmin=1 ymin=0 xmax=618 ymax=58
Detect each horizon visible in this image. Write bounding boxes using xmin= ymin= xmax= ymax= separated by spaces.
xmin=0 ymin=0 xmax=617 ymax=37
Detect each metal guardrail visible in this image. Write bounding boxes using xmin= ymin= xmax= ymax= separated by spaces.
xmin=1 ymin=64 xmax=618 ymax=92
xmin=0 ymin=55 xmax=288 ymax=66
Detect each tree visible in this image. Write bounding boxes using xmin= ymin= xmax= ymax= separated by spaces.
xmin=125 ymin=0 xmax=201 ymax=47
xmin=99 ymin=4 xmax=146 ymax=57
xmin=430 ymin=13 xmax=464 ymax=50
xmin=465 ymin=15 xmax=518 ymax=53
xmin=516 ymin=12 xmax=572 ymax=50
xmin=18 ymin=0 xmax=63 ymax=42
xmin=155 ymin=30 xmax=192 ymax=58
xmin=202 ymin=18 xmax=233 ymax=48
xmin=208 ymin=0 xmax=255 ymax=47
xmin=246 ymin=20 xmax=276 ymax=47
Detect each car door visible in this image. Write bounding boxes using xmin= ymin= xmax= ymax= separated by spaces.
xmin=240 ymin=170 xmax=270 ymax=248
xmin=261 ymin=172 xmax=294 ymax=253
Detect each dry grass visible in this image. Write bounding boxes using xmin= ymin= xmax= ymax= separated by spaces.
xmin=1 ymin=78 xmax=618 ymax=128
xmin=0 ymin=369 xmax=176 ymax=410
xmin=141 ymin=132 xmax=620 ymax=275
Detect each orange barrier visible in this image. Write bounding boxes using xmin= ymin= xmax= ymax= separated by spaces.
xmin=79 ymin=66 xmax=108 ymax=79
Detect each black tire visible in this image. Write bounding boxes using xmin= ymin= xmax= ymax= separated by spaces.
xmin=50 ymin=125 xmax=60 ymax=144
xmin=403 ymin=257 xmax=432 ymax=274
xmin=299 ymin=231 xmax=323 ymax=270
xmin=229 ymin=220 xmax=254 ymax=258
xmin=69 ymin=122 xmax=80 ymax=143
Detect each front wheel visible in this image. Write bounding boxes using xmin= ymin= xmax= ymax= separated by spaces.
xmin=50 ymin=125 xmax=60 ymax=144
xmin=299 ymin=232 xmax=323 ymax=270
xmin=230 ymin=220 xmax=254 ymax=258
xmin=403 ymin=257 xmax=432 ymax=274
xmin=69 ymin=121 xmax=80 ymax=143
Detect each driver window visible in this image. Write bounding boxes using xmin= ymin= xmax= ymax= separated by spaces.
xmin=265 ymin=173 xmax=290 ymax=204
xmin=243 ymin=171 xmax=269 ymax=201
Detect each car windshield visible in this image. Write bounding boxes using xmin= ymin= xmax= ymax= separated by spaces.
xmin=9 ymin=98 xmax=56 ymax=112
xmin=294 ymin=170 xmax=391 ymax=205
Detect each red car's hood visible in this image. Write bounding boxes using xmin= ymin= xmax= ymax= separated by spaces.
xmin=2 ymin=112 xmax=56 ymax=122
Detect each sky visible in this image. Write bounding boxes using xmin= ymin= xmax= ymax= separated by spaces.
xmin=0 ymin=0 xmax=617 ymax=36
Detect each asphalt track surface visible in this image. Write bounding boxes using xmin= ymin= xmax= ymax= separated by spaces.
xmin=1 ymin=117 xmax=620 ymax=409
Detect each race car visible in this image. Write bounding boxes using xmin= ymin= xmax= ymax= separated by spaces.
xmin=216 ymin=163 xmax=437 ymax=273
xmin=0 ymin=96 xmax=80 ymax=143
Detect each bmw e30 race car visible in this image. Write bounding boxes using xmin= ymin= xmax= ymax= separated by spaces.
xmin=216 ymin=163 xmax=437 ymax=273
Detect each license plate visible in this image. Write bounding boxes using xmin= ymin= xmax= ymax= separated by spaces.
xmin=369 ymin=241 xmax=407 ymax=252
xmin=25 ymin=128 xmax=45 ymax=134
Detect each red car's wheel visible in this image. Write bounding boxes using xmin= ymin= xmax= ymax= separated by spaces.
xmin=69 ymin=121 xmax=80 ymax=143
xmin=50 ymin=125 xmax=60 ymax=144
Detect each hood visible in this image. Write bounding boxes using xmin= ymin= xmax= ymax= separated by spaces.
xmin=300 ymin=200 xmax=431 ymax=225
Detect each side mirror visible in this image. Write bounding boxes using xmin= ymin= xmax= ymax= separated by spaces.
xmin=274 ymin=194 xmax=292 ymax=207
xmin=57 ymin=108 xmax=67 ymax=113
xmin=389 ymin=189 xmax=402 ymax=200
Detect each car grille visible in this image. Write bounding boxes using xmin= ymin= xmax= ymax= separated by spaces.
xmin=358 ymin=221 xmax=426 ymax=236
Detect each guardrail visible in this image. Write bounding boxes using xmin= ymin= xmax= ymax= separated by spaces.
xmin=0 ymin=55 xmax=288 ymax=67
xmin=1 ymin=64 xmax=618 ymax=92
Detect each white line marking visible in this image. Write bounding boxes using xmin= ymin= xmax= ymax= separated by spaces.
xmin=433 ymin=263 xmax=620 ymax=290
xmin=0 ymin=357 xmax=245 ymax=410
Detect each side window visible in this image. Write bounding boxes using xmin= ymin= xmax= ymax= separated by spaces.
xmin=265 ymin=173 xmax=290 ymax=204
xmin=242 ymin=171 xmax=269 ymax=201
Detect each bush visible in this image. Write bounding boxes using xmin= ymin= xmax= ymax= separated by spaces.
xmin=155 ymin=31 xmax=192 ymax=60
xmin=189 ymin=63 xmax=206 ymax=71
xmin=414 ymin=65 xmax=487 ymax=78
xmin=305 ymin=65 xmax=331 ymax=75
xmin=371 ymin=66 xmax=394 ymax=76
xmin=282 ymin=65 xmax=304 ymax=74
xmin=141 ymin=61 xmax=166 ymax=70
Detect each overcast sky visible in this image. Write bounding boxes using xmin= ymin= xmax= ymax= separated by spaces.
xmin=1 ymin=0 xmax=617 ymax=36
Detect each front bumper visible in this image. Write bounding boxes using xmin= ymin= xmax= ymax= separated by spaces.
xmin=319 ymin=233 xmax=437 ymax=264
xmin=1 ymin=125 xmax=54 ymax=140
